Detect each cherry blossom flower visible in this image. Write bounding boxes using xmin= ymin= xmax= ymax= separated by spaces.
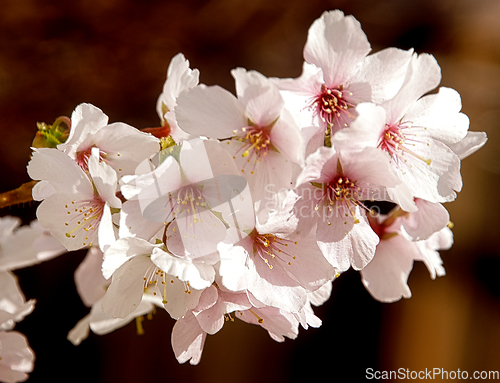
xmin=218 ymin=190 xmax=335 ymax=313
xmin=0 ymin=272 xmax=35 ymax=383
xmin=175 ymin=68 xmax=305 ymax=204
xmin=0 ymin=218 xmax=66 ymax=271
xmin=120 ymin=138 xmax=249 ymax=258
xmin=100 ymin=237 xmax=212 ymax=320
xmin=333 ymin=53 xmax=470 ymax=205
xmin=156 ymin=53 xmax=200 ymax=142
xmin=67 ymin=247 xmax=160 ymax=346
xmin=294 ymin=145 xmax=401 ymax=271
xmin=27 ymin=147 xmax=121 ymax=251
xmin=273 ymin=10 xmax=412 ymax=153
xmin=171 ymin=284 xmax=320 ymax=365
xmin=0 ymin=272 xmax=35 ymax=331
xmin=360 ymin=208 xmax=452 ymax=302
xmin=0 ymin=331 xmax=35 ymax=383
xmin=57 ymin=103 xmax=160 ymax=176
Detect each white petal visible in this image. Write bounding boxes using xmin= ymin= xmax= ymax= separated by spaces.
xmin=304 ymin=10 xmax=370 ymax=86
xmin=231 ymin=68 xmax=285 ymax=127
xmin=0 ymin=331 xmax=35 ymax=381
xmin=179 ymin=138 xmax=215 ymax=184
xmin=361 ymin=235 xmax=417 ymax=302
xmin=27 ymin=148 xmax=94 ymax=197
xmin=101 ymin=255 xmax=152 ymax=318
xmin=150 ymin=248 xmax=214 ymax=290
xmin=93 ymin=122 xmax=160 ymax=176
xmin=171 ymin=311 xmax=207 ymax=365
xmin=67 ymin=314 xmax=91 ymax=346
xmin=383 ymin=53 xmax=441 ymax=123
xmin=405 ymin=87 xmax=469 ymax=145
xmin=157 ymin=53 xmax=199 ymax=121
xmin=175 ymin=85 xmax=246 ymax=138
xmin=0 ymin=272 xmax=35 ymax=330
xmin=74 ymin=247 xmax=107 ymax=307
xmin=269 ymin=110 xmax=305 ymax=166
xmin=102 ymin=237 xmax=157 ymax=280
xmin=354 ymin=47 xmax=413 ymax=103
xmin=58 ymin=103 xmax=108 ymax=157
xmin=402 ymin=199 xmax=449 ymax=241
xmin=448 ymin=131 xmax=488 ymax=160
xmin=90 ymin=297 xmax=153 ymax=335
xmin=332 ymin=102 xmax=386 ymax=151
xmin=318 ymin=216 xmax=379 ymax=271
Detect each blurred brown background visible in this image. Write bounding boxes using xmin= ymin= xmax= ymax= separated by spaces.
xmin=0 ymin=0 xmax=499 ymax=382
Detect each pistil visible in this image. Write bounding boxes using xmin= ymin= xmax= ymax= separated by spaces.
xmin=311 ymin=84 xmax=356 ymax=131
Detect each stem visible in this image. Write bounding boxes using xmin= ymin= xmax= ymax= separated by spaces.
xmin=0 ymin=180 xmax=38 ymax=209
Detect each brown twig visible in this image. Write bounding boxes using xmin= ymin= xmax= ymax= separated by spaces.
xmin=0 ymin=180 xmax=38 ymax=209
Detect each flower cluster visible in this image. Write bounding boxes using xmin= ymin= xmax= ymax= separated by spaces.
xmin=0 ymin=216 xmax=65 ymax=382
xmin=4 ymin=9 xmax=486 ymax=372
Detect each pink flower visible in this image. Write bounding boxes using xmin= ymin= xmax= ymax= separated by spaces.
xmin=294 ymin=145 xmax=401 ymax=271
xmin=0 ymin=272 xmax=35 ymax=383
xmin=274 ymin=10 xmax=412 ymax=152
xmin=0 ymin=331 xmax=34 ymax=383
xmin=360 ymin=208 xmax=452 ymax=302
xmin=58 ymin=103 xmax=160 ymax=176
xmin=27 ymin=147 xmax=121 ymax=251
xmin=101 ymin=237 xmax=211 ymax=320
xmin=156 ymin=53 xmax=200 ymax=142
xmin=0 ymin=217 xmax=65 ymax=272
xmin=171 ymin=285 xmax=318 ymax=365
xmin=333 ymin=53 xmax=470 ymax=205
xmin=67 ymin=247 xmax=159 ymax=346
xmin=120 ymin=138 xmax=243 ymax=258
xmin=175 ymin=68 xmax=305 ymax=204
xmin=218 ymin=190 xmax=335 ymax=313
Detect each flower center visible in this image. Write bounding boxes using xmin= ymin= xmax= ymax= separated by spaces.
xmin=143 ymin=266 xmax=192 ymax=306
xmin=311 ymin=84 xmax=356 ymax=130
xmin=251 ymin=232 xmax=297 ymax=270
xmin=234 ymin=126 xmax=271 ymax=158
xmin=230 ymin=126 xmax=273 ymax=174
xmin=314 ymin=175 xmax=367 ymax=225
xmin=75 ymin=146 xmax=107 ymax=172
xmin=64 ymin=197 xmax=105 ymax=246
xmin=378 ymin=122 xmax=431 ymax=166
xmin=143 ymin=265 xmax=169 ymax=303
xmin=171 ymin=185 xmax=207 ymax=222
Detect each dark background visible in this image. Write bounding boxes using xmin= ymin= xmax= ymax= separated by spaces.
xmin=1 ymin=0 xmax=499 ymax=381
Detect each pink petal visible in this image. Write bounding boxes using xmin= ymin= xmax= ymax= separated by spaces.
xmin=448 ymin=131 xmax=488 ymax=160
xmin=383 ymin=53 xmax=441 ymax=123
xmin=101 ymin=255 xmax=152 ymax=318
xmin=175 ymin=85 xmax=247 ymax=138
xmin=405 ymin=87 xmax=469 ymax=145
xmin=171 ymin=311 xmax=207 ymax=365
xmin=231 ymin=68 xmax=285 ymax=127
xmin=402 ymin=199 xmax=450 ymax=241
xmin=361 ymin=235 xmax=417 ymax=302
xmin=304 ymin=10 xmax=371 ymax=86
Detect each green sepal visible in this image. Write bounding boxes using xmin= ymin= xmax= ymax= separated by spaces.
xmin=32 ymin=116 xmax=71 ymax=148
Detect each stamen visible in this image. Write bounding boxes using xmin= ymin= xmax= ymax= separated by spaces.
xmin=232 ymin=125 xmax=273 ymax=173
xmin=64 ymin=198 xmax=105 ymax=245
xmin=252 ymin=232 xmax=298 ymax=269
xmin=248 ymin=309 xmax=264 ymax=324
xmin=314 ymin=165 xmax=370 ymax=225
xmin=309 ymin=84 xmax=356 ymax=131
xmin=378 ymin=122 xmax=432 ymax=166
xmin=75 ymin=146 xmax=108 ymax=172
